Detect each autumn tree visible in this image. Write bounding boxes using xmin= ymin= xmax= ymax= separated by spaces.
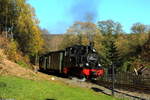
xmin=97 ymin=20 xmax=123 ymax=36
xmin=66 ymin=21 xmax=99 ymax=45
xmin=60 ymin=22 xmax=105 ymax=55
xmin=67 ymin=22 xmax=83 ymax=45
xmin=0 ymin=0 xmax=43 ymax=64
xmin=14 ymin=0 xmax=43 ymax=56
xmin=131 ymin=23 xmax=150 ymax=34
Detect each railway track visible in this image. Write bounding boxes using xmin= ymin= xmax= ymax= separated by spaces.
xmin=92 ymin=80 xmax=150 ymax=100
xmin=55 ymin=76 xmax=150 ymax=100
xmin=93 ymin=80 xmax=150 ymax=94
xmin=40 ymin=70 xmax=150 ymax=100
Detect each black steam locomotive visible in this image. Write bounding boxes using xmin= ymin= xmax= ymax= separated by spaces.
xmin=39 ymin=44 xmax=104 ymax=80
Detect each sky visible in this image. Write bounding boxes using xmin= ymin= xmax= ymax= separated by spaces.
xmin=28 ymin=0 xmax=150 ymax=34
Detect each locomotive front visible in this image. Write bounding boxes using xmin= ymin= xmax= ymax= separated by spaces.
xmin=65 ymin=45 xmax=104 ymax=80
xmin=82 ymin=48 xmax=104 ymax=79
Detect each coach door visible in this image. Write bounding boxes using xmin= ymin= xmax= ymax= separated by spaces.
xmin=59 ymin=52 xmax=63 ymax=73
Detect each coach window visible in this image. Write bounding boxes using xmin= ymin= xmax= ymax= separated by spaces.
xmin=79 ymin=47 xmax=86 ymax=55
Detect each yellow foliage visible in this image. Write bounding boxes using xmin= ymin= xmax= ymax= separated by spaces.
xmin=0 ymin=36 xmax=29 ymax=63
xmin=115 ymin=35 xmax=130 ymax=56
xmin=93 ymin=33 xmax=105 ymax=54
xmin=115 ymin=33 xmax=148 ymax=57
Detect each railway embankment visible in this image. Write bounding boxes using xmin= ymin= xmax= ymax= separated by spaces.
xmin=57 ymin=77 xmax=150 ymax=100
xmin=0 ymin=54 xmax=150 ymax=100
xmin=0 ymin=57 xmax=125 ymax=100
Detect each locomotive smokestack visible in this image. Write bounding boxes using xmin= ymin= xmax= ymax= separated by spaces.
xmin=89 ymin=41 xmax=94 ymax=49
xmin=87 ymin=30 xmax=94 ymax=49
xmin=85 ymin=13 xmax=95 ymax=49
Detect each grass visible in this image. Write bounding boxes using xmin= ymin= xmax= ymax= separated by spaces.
xmin=0 ymin=76 xmax=125 ymax=100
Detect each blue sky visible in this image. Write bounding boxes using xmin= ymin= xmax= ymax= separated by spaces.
xmin=28 ymin=0 xmax=150 ymax=34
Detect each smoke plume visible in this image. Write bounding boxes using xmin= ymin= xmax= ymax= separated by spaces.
xmin=69 ymin=0 xmax=100 ymax=22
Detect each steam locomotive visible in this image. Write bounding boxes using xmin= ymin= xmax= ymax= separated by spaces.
xmin=39 ymin=43 xmax=104 ymax=80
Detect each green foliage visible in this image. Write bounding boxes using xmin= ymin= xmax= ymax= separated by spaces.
xmin=108 ymin=41 xmax=120 ymax=66
xmin=0 ymin=76 xmax=124 ymax=100
xmin=101 ymin=39 xmax=121 ymax=70
xmin=118 ymin=61 xmax=132 ymax=72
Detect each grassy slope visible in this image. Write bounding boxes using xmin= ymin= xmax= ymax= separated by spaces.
xmin=0 ymin=76 xmax=124 ymax=100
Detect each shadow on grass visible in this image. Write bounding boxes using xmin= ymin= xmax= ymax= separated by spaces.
xmin=91 ymin=87 xmax=111 ymax=96
xmin=45 ymin=99 xmax=56 ymax=100
xmin=0 ymin=82 xmax=7 ymax=88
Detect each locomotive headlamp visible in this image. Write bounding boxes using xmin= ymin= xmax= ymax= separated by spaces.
xmin=93 ymin=49 xmax=96 ymax=52
xmin=86 ymin=63 xmax=89 ymax=66
xmin=98 ymin=64 xmax=101 ymax=66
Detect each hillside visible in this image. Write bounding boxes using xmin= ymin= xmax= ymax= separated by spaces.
xmin=0 ymin=53 xmax=123 ymax=100
xmin=0 ymin=53 xmax=56 ymax=81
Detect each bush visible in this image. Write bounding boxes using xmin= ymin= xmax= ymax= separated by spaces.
xmin=118 ymin=61 xmax=132 ymax=72
xmin=6 ymin=41 xmax=19 ymax=61
xmin=0 ymin=36 xmax=18 ymax=60
xmin=0 ymin=36 xmax=30 ymax=66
